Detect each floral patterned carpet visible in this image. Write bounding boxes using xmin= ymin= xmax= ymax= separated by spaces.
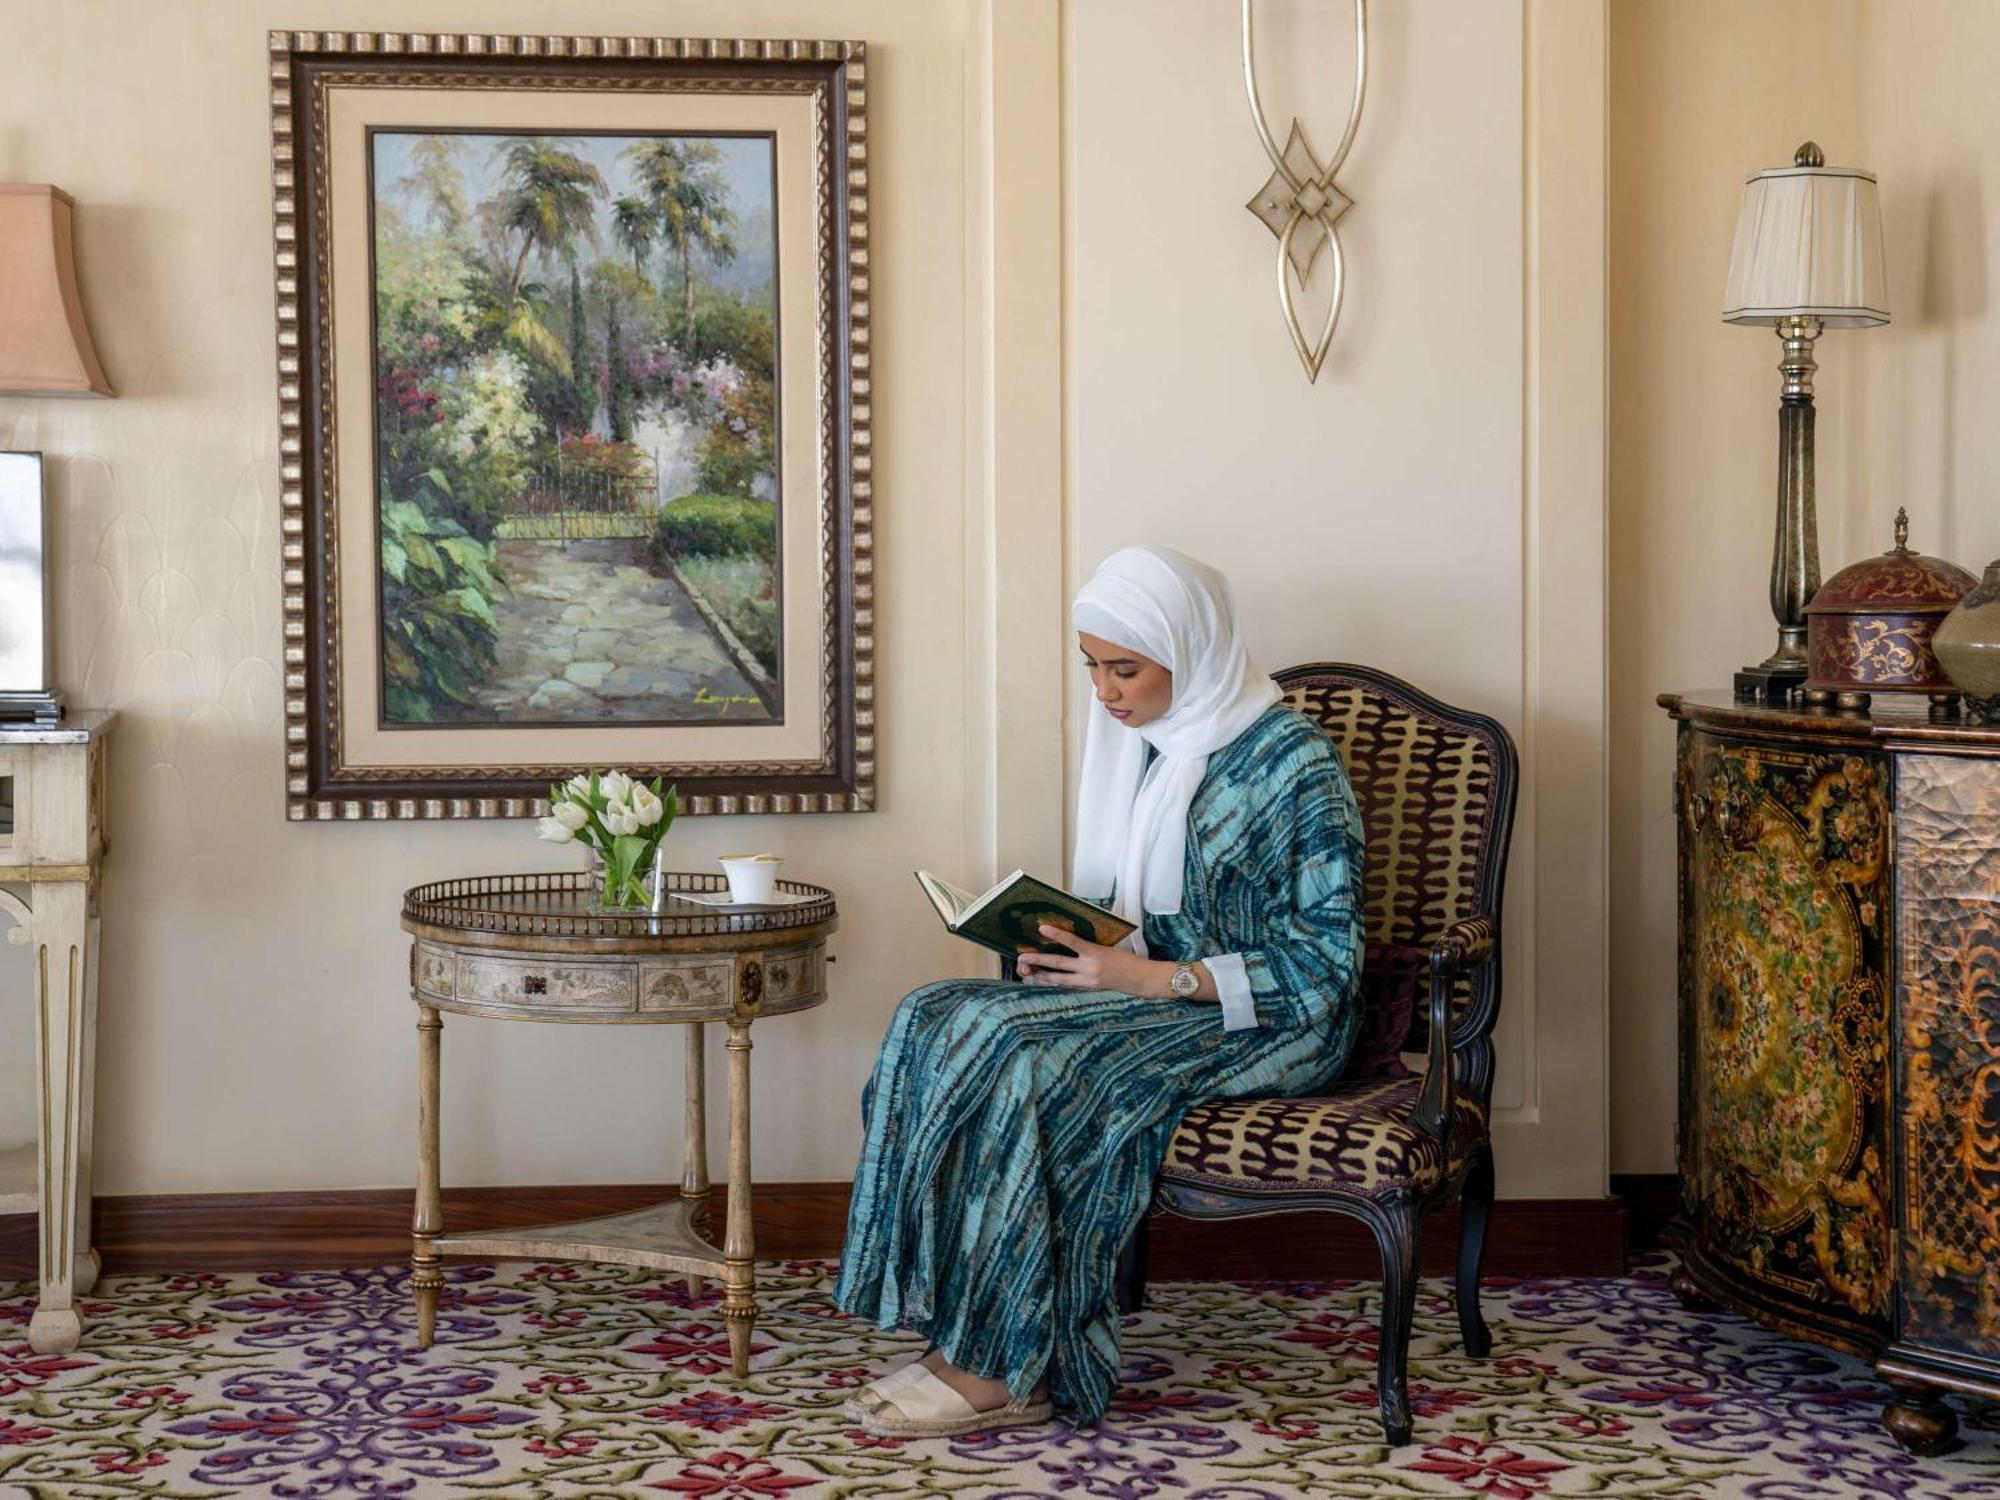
xmin=0 ymin=1257 xmax=1995 ymax=1498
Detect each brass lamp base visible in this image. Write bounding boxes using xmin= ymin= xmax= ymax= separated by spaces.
xmin=1735 ymin=316 xmax=1824 ymax=709
xmin=1734 ymin=635 xmax=1808 ymax=704
xmin=1734 ymin=665 xmax=1805 ymax=704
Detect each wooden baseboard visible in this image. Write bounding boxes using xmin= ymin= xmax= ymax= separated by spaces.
xmin=0 ymin=1181 xmax=1631 ymax=1280
xmin=1610 ymin=1172 xmax=1679 ymax=1255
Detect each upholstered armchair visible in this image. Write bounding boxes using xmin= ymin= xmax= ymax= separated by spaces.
xmin=1125 ymin=663 xmax=1518 ymax=1447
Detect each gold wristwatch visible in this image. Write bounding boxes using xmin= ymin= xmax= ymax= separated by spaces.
xmin=1169 ymin=960 xmax=1200 ymax=998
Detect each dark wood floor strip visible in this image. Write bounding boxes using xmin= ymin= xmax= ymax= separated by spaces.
xmin=0 ymin=1182 xmax=1633 ymax=1280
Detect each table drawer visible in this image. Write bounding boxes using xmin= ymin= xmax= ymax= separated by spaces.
xmin=454 ymin=953 xmax=638 ymax=1014
xmin=762 ymin=943 xmax=825 ymax=1010
xmin=637 ymin=957 xmax=733 ymax=1015
xmin=413 ymin=942 xmax=456 ymax=999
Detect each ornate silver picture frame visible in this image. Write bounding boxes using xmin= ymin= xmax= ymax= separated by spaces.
xmin=267 ymin=31 xmax=873 ymax=820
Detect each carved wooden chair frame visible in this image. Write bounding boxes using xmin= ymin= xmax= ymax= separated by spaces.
xmin=1118 ymin=661 xmax=1520 ymax=1447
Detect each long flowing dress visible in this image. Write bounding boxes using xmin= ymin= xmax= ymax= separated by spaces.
xmin=834 ymin=703 xmax=1365 ymax=1421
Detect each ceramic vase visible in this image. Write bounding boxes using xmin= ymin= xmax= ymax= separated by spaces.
xmin=1934 ymin=559 xmax=2000 ymax=722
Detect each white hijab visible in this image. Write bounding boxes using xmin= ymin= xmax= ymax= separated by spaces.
xmin=1071 ymin=546 xmax=1280 ymax=953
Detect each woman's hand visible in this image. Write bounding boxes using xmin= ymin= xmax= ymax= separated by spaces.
xmin=1016 ymin=928 xmax=1167 ymax=996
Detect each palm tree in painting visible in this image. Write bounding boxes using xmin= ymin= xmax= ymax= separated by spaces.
xmin=496 ymin=139 xmax=607 ymax=307
xmin=404 ymin=136 xmax=468 ymax=235
xmin=489 ymin=139 xmax=607 ymax=380
xmin=611 ymin=194 xmax=656 ymax=275
xmin=625 ymin=139 xmax=738 ymax=352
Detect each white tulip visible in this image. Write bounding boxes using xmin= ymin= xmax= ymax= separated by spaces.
xmin=600 ymin=770 xmax=634 ymax=804
xmin=552 ymin=801 xmax=588 ymax=832
xmin=632 ymin=784 xmax=663 ymax=826
xmin=565 ymin=773 xmax=592 ymax=797
xmin=605 ymin=806 xmax=640 ymax=836
xmin=536 ymin=815 xmax=575 ymax=844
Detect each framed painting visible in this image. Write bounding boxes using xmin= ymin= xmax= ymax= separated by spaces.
xmin=267 ymin=31 xmax=871 ymax=819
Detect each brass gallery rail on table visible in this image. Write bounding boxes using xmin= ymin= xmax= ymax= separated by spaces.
xmin=399 ymin=871 xmax=837 ymax=1379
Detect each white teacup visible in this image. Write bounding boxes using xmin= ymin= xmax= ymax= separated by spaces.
xmin=719 ymin=853 xmax=784 ymax=904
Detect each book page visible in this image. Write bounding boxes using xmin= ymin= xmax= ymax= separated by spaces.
xmin=914 ymin=870 xmax=979 ymax=925
xmin=955 ymin=869 xmax=1027 ymax=926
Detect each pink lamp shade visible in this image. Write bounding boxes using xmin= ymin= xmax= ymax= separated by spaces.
xmin=0 ymin=184 xmax=114 ymax=397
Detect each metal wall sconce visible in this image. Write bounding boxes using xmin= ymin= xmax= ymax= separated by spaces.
xmin=1242 ymin=0 xmax=1368 ymax=382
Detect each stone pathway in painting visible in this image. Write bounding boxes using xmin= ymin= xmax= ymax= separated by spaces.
xmin=2 ymin=1258 xmax=1997 ymax=1497
xmin=475 ymin=539 xmax=771 ymax=724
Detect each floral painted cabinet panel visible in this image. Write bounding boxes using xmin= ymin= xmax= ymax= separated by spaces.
xmin=1674 ymin=726 xmax=1894 ymax=1354
xmin=1890 ymin=755 xmax=2000 ymax=1358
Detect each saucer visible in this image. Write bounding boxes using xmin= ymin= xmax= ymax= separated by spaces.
xmin=670 ymin=889 xmax=814 ymax=912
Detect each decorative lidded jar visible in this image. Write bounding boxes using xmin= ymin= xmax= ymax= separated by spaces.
xmin=1803 ymin=508 xmax=1977 ymax=709
xmin=1934 ymin=559 xmax=2000 ymax=722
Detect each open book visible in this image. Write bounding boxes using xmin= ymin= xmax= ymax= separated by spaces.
xmin=915 ymin=869 xmax=1137 ymax=959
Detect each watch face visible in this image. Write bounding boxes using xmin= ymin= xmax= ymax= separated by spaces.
xmin=1172 ymin=966 xmax=1199 ymax=996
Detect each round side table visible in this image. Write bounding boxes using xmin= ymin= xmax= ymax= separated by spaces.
xmin=399 ymin=870 xmax=836 ymax=1377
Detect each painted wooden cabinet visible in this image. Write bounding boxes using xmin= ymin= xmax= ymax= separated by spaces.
xmin=1661 ymin=693 xmax=2000 ymax=1455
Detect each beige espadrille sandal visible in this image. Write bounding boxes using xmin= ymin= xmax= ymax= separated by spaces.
xmin=858 ymin=1367 xmax=1052 ymax=1439
xmin=839 ymin=1358 xmax=932 ymax=1419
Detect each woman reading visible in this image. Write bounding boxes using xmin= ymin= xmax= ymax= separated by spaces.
xmin=834 ymin=544 xmax=1365 ymax=1437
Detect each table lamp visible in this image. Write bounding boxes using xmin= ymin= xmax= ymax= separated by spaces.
xmin=1721 ymin=142 xmax=1888 ymax=703
xmin=0 ymin=184 xmax=114 ymax=725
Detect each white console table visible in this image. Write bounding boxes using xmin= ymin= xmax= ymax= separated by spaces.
xmin=0 ymin=711 xmax=111 ymax=1354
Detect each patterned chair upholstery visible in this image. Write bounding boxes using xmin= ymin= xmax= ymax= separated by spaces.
xmin=1162 ymin=1072 xmax=1487 ymax=1195
xmin=1134 ymin=664 xmax=1518 ymax=1448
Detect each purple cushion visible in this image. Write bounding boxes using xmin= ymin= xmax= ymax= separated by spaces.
xmin=1345 ymin=941 xmax=1428 ymax=1080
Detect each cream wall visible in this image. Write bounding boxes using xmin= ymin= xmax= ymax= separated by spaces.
xmin=1849 ymin=4 xmax=2000 ymax=573
xmin=1 ymin=0 xmax=1612 ymax=1204
xmin=1608 ymin=0 xmax=2000 ymax=1174
xmin=1066 ymin=0 xmax=1609 ymax=1199
xmin=0 ymin=0 xmax=987 ymax=1192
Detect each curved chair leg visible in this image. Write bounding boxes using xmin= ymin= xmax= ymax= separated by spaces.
xmin=1114 ymin=1214 xmax=1150 ymax=1315
xmin=1456 ymin=1142 xmax=1494 ymax=1357
xmin=1366 ymin=1200 xmax=1421 ymax=1448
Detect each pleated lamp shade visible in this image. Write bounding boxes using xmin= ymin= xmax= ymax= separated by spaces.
xmin=1722 ymin=143 xmax=1889 ymax=329
xmin=0 ymin=184 xmax=114 ymax=397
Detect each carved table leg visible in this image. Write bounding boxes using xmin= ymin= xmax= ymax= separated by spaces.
xmin=1882 ymin=1378 xmax=1958 ymax=1456
xmin=69 ymin=911 xmax=102 ymax=1300
xmin=723 ymin=1017 xmax=755 ymax=1379
xmin=412 ymin=1004 xmax=444 ymax=1349
xmin=682 ymin=1022 xmax=710 ymax=1297
xmin=29 ymin=882 xmax=92 ymax=1356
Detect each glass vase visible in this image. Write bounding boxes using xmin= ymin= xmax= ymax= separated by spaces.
xmin=583 ymin=846 xmax=660 ymax=913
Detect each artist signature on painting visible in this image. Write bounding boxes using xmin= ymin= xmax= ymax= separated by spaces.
xmin=695 ymin=687 xmax=765 ymax=710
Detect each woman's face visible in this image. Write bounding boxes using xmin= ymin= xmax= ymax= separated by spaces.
xmin=1079 ymin=631 xmax=1173 ymax=728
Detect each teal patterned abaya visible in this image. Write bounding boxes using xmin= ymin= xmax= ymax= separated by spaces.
xmin=834 ymin=704 xmax=1365 ymax=1420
